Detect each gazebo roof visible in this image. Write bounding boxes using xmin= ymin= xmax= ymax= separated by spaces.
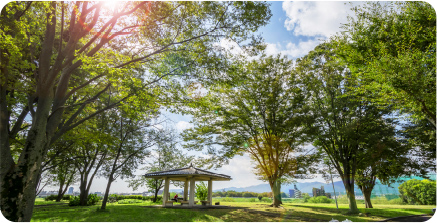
xmin=143 ymin=164 xmax=232 ymax=181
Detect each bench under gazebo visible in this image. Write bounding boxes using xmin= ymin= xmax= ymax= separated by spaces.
xmin=143 ymin=163 xmax=231 ymax=207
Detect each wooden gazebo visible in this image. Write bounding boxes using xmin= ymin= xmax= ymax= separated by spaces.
xmin=143 ymin=164 xmax=231 ymax=207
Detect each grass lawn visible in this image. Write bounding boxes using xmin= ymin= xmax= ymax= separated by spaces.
xmin=31 ymin=199 xmax=435 ymax=222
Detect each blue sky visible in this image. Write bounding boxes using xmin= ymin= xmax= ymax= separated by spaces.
xmin=82 ymin=1 xmax=359 ymax=194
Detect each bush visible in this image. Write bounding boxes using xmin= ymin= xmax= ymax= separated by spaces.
xmin=195 ymin=182 xmax=208 ymax=201
xmin=44 ymin=195 xmax=57 ymax=201
xmin=68 ymin=194 xmax=100 ymax=206
xmin=261 ymin=197 xmax=271 ymax=203
xmin=307 ymin=196 xmax=332 ymax=203
xmin=68 ymin=196 xmax=80 ymax=206
xmin=117 ymin=199 xmax=144 ymax=204
xmin=87 ymin=194 xmax=100 ymax=205
xmin=399 ymin=179 xmax=436 ymax=205
xmin=302 ymin=193 xmax=311 ymax=203
xmin=258 ymin=195 xmax=263 ymax=201
xmin=62 ymin=195 xmax=71 ymax=200
xmin=248 ymin=198 xmax=256 ymax=202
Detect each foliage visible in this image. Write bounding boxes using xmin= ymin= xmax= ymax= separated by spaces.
xmin=338 ymin=2 xmax=436 ymax=128
xmin=68 ymin=194 xmax=100 ymax=206
xmin=87 ymin=194 xmax=100 ymax=206
xmin=195 ymin=182 xmax=208 ymax=201
xmin=258 ymin=195 xmax=263 ymax=201
xmin=68 ymin=196 xmax=81 ymax=206
xmin=260 ymin=197 xmax=271 ymax=203
xmin=302 ymin=193 xmax=311 ymax=203
xmin=307 ymin=196 xmax=332 ymax=204
xmin=107 ymin=194 xmax=162 ymax=202
xmin=248 ymin=198 xmax=257 ymax=202
xmin=44 ymin=194 xmax=71 ymax=201
xmin=398 ymin=179 xmax=436 ymax=205
xmin=212 ymin=190 xmax=259 ymax=198
xmin=117 ymin=199 xmax=145 ymax=204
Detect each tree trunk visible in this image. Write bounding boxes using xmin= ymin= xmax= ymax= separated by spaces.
xmin=270 ymin=180 xmax=282 ymax=207
xmin=363 ymin=189 xmax=373 ymax=208
xmin=153 ymin=190 xmax=159 ymax=203
xmin=56 ymin=182 xmax=65 ymax=202
xmin=79 ymin=177 xmax=88 ymax=206
xmin=359 ymin=185 xmax=374 ymax=208
xmin=343 ymin=180 xmax=360 ymax=214
xmin=100 ymin=175 xmax=114 ymax=210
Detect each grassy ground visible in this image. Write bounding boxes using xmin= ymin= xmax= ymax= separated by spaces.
xmin=31 ymin=199 xmax=435 ymax=222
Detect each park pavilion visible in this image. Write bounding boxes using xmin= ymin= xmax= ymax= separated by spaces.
xmin=143 ymin=163 xmax=231 ymax=207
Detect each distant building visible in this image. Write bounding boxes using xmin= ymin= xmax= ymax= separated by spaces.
xmin=68 ymin=187 xmax=74 ymax=195
xmin=291 ymin=184 xmax=302 ymax=198
xmin=312 ymin=186 xmax=326 ymax=197
xmin=289 ymin=189 xmax=295 ymax=198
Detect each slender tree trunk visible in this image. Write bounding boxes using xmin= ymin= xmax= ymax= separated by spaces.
xmin=100 ymin=175 xmax=114 ymax=210
xmin=56 ymin=182 xmax=65 ymax=202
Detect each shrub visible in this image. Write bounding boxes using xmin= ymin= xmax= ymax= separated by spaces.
xmin=307 ymin=196 xmax=332 ymax=203
xmin=68 ymin=196 xmax=80 ymax=206
xmin=62 ymin=195 xmax=71 ymax=200
xmin=261 ymin=197 xmax=271 ymax=203
xmin=258 ymin=195 xmax=263 ymax=201
xmin=399 ymin=179 xmax=436 ymax=205
xmin=44 ymin=195 xmax=57 ymax=201
xmin=87 ymin=194 xmax=100 ymax=205
xmin=248 ymin=198 xmax=256 ymax=202
xmin=117 ymin=199 xmax=144 ymax=204
xmin=195 ymin=182 xmax=208 ymax=201
xmin=68 ymin=194 xmax=100 ymax=206
xmin=302 ymin=193 xmax=311 ymax=203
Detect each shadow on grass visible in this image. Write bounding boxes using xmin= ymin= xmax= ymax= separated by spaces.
xmin=287 ymin=204 xmax=433 ymax=221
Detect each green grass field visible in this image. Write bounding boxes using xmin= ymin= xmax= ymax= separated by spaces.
xmin=31 ymin=198 xmax=435 ymax=222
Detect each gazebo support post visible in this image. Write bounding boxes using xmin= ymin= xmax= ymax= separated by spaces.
xmin=184 ymin=179 xmax=189 ymax=201
xmin=208 ymin=179 xmax=212 ymax=206
xmin=162 ymin=177 xmax=170 ymax=207
xmin=189 ymin=177 xmax=195 ymax=206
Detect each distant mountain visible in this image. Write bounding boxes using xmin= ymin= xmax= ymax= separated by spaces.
xmin=213 ymin=181 xmax=347 ymax=194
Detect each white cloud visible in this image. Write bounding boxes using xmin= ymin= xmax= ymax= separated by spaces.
xmin=282 ymin=1 xmax=353 ymax=38
xmin=214 ymin=154 xmax=263 ymax=189
xmin=265 ymin=39 xmax=321 ymax=59
xmin=175 ymin=121 xmax=193 ymax=132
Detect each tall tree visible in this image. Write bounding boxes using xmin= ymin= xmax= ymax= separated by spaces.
xmin=100 ymin=115 xmax=159 ymax=210
xmin=183 ymin=55 xmax=318 ymax=207
xmin=296 ymin=42 xmax=396 ymax=213
xmin=354 ymin=121 xmax=414 ymax=208
xmin=0 ymin=2 xmax=271 ymax=220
